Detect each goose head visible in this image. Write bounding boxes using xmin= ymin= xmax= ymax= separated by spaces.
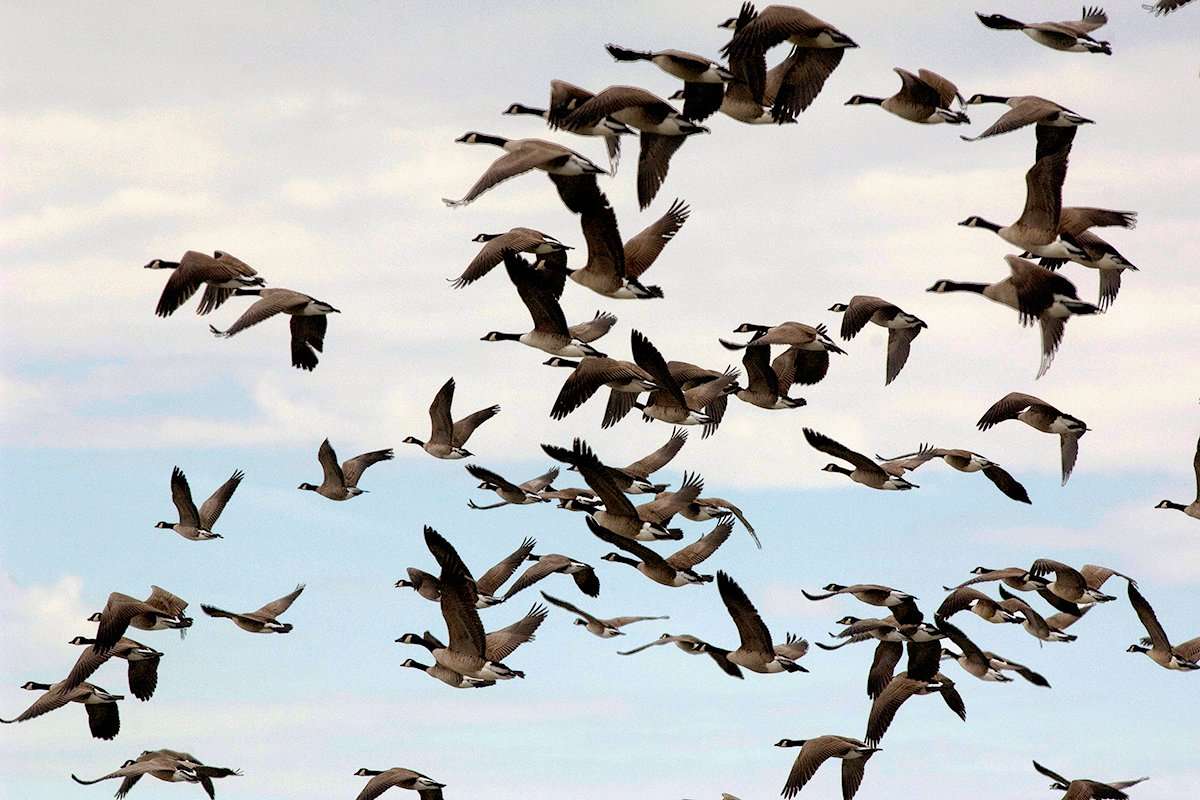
xmin=297 ymin=482 xmax=319 ymax=491
xmin=154 ymin=521 xmax=174 ymax=529
xmin=1126 ymin=643 xmax=1150 ymax=654
xmin=402 ymin=436 xmax=424 ymax=446
xmin=774 ymin=739 xmax=807 ymax=748
xmin=355 ymin=768 xmax=384 ymax=777
xmin=143 ymin=258 xmax=176 ymax=269
xmin=828 ymin=303 xmax=849 ymax=312
xmin=975 ymin=12 xmax=1025 ymax=30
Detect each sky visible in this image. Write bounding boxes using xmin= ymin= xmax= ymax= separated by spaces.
xmin=1 ymin=1 xmax=1198 ymax=798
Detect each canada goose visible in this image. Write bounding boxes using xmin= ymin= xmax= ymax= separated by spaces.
xmin=1028 ymin=564 xmax=1133 ymax=624
xmin=352 ymin=768 xmax=446 ymax=800
xmin=547 ymin=197 xmax=689 ymax=299
xmin=1028 ymin=559 xmax=1123 ymax=605
xmin=718 ymin=571 xmax=809 ymax=674
xmin=560 ymin=427 xmax=684 ymax=494
xmin=89 ymin=586 xmax=192 ymax=652
xmin=975 ymin=8 xmax=1112 ymax=54
xmin=733 ymin=344 xmax=807 ymax=409
xmin=466 ymin=465 xmax=555 ymax=509
xmin=1145 ymin=0 xmax=1194 ymax=14
xmin=480 ymin=256 xmax=611 ymax=357
xmin=208 ymin=288 xmax=338 ymax=371
xmin=929 ymin=255 xmax=1100 ymax=378
xmin=451 ymin=228 xmax=571 ymax=289
xmin=605 ymin=44 xmax=733 ymax=122
xmin=540 ymin=591 xmax=667 ymax=638
xmin=591 ymin=516 xmax=731 ymax=587
xmin=154 ymin=467 xmax=241 ymax=541
xmin=507 ymin=80 xmax=634 ymax=173
xmin=297 ymin=438 xmax=392 ymax=501
xmin=934 ymin=620 xmax=1014 ymax=682
xmin=977 ymin=391 xmax=1088 ymax=484
xmin=73 ymin=750 xmax=241 ymax=798
xmin=545 ymin=356 xmax=659 ymax=426
xmin=941 ymin=649 xmax=1050 ymax=687
xmin=1157 ymin=436 xmax=1200 ymax=519
xmin=678 ymin=496 xmax=759 ymax=548
xmin=774 ymin=735 xmax=879 ymax=800
xmin=935 ymin=587 xmax=1022 ymax=624
xmin=954 ymin=565 xmax=1050 ymax=592
xmin=1126 ymin=583 xmax=1200 ymax=670
xmin=397 ymin=536 xmax=535 ymax=608
xmin=828 ymin=297 xmax=926 ymax=385
xmin=803 ymin=428 xmax=918 ymax=490
xmin=538 ymin=486 xmax=599 ymax=506
xmin=403 ymin=377 xmax=499 ymax=459
xmin=720 ymin=4 xmax=857 ymax=122
xmin=551 ymin=86 xmax=709 ymax=209
xmin=1024 ymin=207 xmax=1137 ymax=306
xmin=1 ymin=680 xmax=123 ymax=739
xmin=397 ymin=603 xmax=547 ymax=678
xmin=398 ymin=658 xmax=494 ymax=689
xmin=961 ymin=95 xmax=1093 ymax=155
xmin=721 ymin=321 xmax=846 ymax=354
xmin=542 ymin=437 xmax=680 ymax=540
xmin=442 ymin=133 xmax=608 ymax=209
xmin=865 ymin=671 xmax=964 ymax=745
xmin=502 ymin=551 xmax=600 ymax=600
xmin=146 ymin=250 xmax=265 ymax=317
xmin=803 ymin=583 xmax=916 ymax=608
xmin=996 ymin=587 xmax=1078 ymax=642
xmin=845 ymin=68 xmax=969 ymax=124
xmin=824 ymin=617 xmax=943 ymax=646
xmin=874 ymin=444 xmax=1031 ymax=503
xmin=66 ymin=637 xmax=163 ymax=701
xmin=1031 ymin=761 xmax=1148 ymax=799
xmin=667 ymin=45 xmax=804 ymax=124
xmin=618 ymin=632 xmax=744 ymax=678
xmin=630 ymin=330 xmax=738 ymax=434
xmin=201 ymin=584 xmax=304 ymax=634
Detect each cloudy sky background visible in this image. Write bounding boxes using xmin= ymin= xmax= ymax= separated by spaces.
xmin=2 ymin=1 xmax=1198 ymax=798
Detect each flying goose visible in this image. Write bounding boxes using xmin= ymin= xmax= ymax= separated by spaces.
xmin=545 ymin=356 xmax=659 ymax=426
xmin=865 ymin=671 xmax=965 ymax=745
xmin=352 ymin=768 xmax=446 ymax=800
xmin=935 ymin=587 xmax=1022 ymax=624
xmin=803 ymin=584 xmax=917 ymax=609
xmin=66 ymin=637 xmax=163 ymax=701
xmin=605 ymin=44 xmax=733 ymax=122
xmin=941 ymin=648 xmax=1050 ymax=687
xmin=506 ymin=80 xmax=634 ymax=173
xmin=89 ymin=586 xmax=192 ymax=652
xmin=549 ymin=197 xmax=689 ymax=299
xmin=618 ymin=632 xmax=744 ymax=678
xmin=954 ymin=565 xmax=1049 ymax=592
xmin=630 ymin=330 xmax=738 ymax=435
xmin=1028 ymin=559 xmax=1124 ymax=605
xmin=996 ymin=587 xmax=1078 ymax=642
xmin=719 ymin=3 xmax=857 ymax=121
xmin=774 ymin=735 xmax=878 ymax=800
xmin=403 ymin=377 xmax=500 ymax=459
xmin=718 ymin=571 xmax=809 ymax=674
xmin=559 ymin=427 xmax=685 ymax=494
xmin=481 ymin=256 xmax=612 ymax=357
xmin=977 ymin=392 xmax=1088 ymax=484
xmin=466 ymin=465 xmax=556 ymax=509
xmin=155 ymin=467 xmax=242 ymax=540
xmin=442 ymin=133 xmax=608 ymax=209
xmin=1033 ymin=207 xmax=1138 ymax=309
xmin=201 ymin=584 xmax=305 ymax=633
xmin=1031 ymin=761 xmax=1148 ymax=800
xmin=73 ymin=750 xmax=241 ymax=798
xmin=1145 ymin=0 xmax=1194 ymax=14
xmin=590 ymin=516 xmax=731 ymax=587
xmin=975 ymin=8 xmax=1112 ymax=54
xmin=540 ymin=591 xmax=667 ymax=638
xmin=1027 ymin=564 xmax=1132 ymax=624
xmin=874 ymin=444 xmax=1031 ymax=503
xmin=934 ymin=620 xmax=1013 ymax=682
xmin=451 ymin=228 xmax=571 ymax=289
xmin=803 ymin=428 xmax=918 ymax=490
xmin=824 ymin=616 xmax=944 ymax=647
xmin=1126 ymin=583 xmax=1200 ymax=670
xmin=929 ymin=255 xmax=1101 ymax=378
xmin=297 ymin=438 xmax=392 ymax=501
xmin=146 ymin=250 xmax=265 ymax=317
xmin=1 ymin=680 xmax=123 ymax=739
xmin=732 ymin=344 xmax=807 ymax=409
xmin=828 ymin=297 xmax=927 ymax=385
xmin=677 ymin=496 xmax=759 ymax=548
xmin=961 ymin=95 xmax=1093 ymax=155
xmin=398 ymin=658 xmax=494 ymax=689
xmin=1157 ymin=436 xmax=1200 ymax=519
xmin=550 ymin=86 xmax=709 ymax=208
xmin=721 ymin=321 xmax=846 ymax=354
xmin=845 ymin=68 xmax=969 ymax=124
xmin=667 ymin=45 xmax=805 ymax=124
xmin=502 ymin=550 xmax=600 ymax=600
xmin=542 ymin=437 xmax=680 ymax=540
xmin=208 ymin=288 xmax=339 ymax=371
xmin=397 ymin=536 xmax=535 ymax=608
xmin=397 ymin=602 xmax=547 ymax=677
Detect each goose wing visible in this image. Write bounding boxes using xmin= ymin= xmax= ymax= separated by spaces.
xmin=542 ymin=438 xmax=639 ymax=518
xmin=316 ymin=438 xmax=345 ymax=489
xmin=964 ymin=98 xmax=1054 ymax=142
xmin=637 ymin=132 xmax=689 ymax=211
xmin=198 ymin=469 xmax=244 ymax=529
xmin=540 ymin=591 xmax=604 ymax=626
xmin=440 ymin=570 xmax=488 ymax=659
xmin=454 ymin=228 xmax=552 ymax=288
xmin=1 ymin=684 xmax=77 ymax=723
xmin=867 ymin=640 xmax=903 ymax=699
xmin=630 ymin=329 xmax=686 ymax=406
xmin=518 ymin=467 xmax=559 ymax=494
xmin=551 ymin=359 xmax=646 ymax=421
xmin=699 ymin=497 xmax=758 ymax=546
xmin=215 ymin=289 xmax=307 ymax=337
xmin=475 ymin=538 xmax=536 ymax=597
xmin=803 ymin=428 xmax=883 ymax=473
xmin=865 ymin=675 xmax=926 ymax=745
xmin=485 ymin=603 xmax=547 ymax=660
xmin=624 ymin=198 xmax=690 ymax=279
xmin=506 ymin=255 xmax=570 ymax=337
xmin=773 ymin=347 xmax=830 ymax=388
xmin=426 ymin=378 xmax=456 ymax=446
xmin=623 ymin=428 xmax=687 ymax=479
xmin=254 ymin=583 xmax=305 ymax=619
xmin=447 ymin=145 xmax=566 ymax=206
xmin=169 ymin=467 xmax=201 ymax=528
xmin=451 ymin=405 xmax=500 ymax=448
xmin=289 ymin=314 xmax=326 ymax=371
xmin=560 ymin=85 xmax=677 ymax=130
xmin=717 ymin=571 xmax=774 ymax=660
xmin=568 ymin=310 xmax=617 ymax=343
xmin=982 ymin=463 xmax=1031 ymax=503
xmin=466 ymin=464 xmax=523 ymax=495
xmin=1128 ymin=582 xmax=1172 ymax=652
xmin=742 ymin=343 xmax=780 ymax=396
xmin=577 ymin=190 xmax=627 ymax=286
xmin=1014 ymin=147 xmax=1070 ymax=243
xmin=782 ymin=736 xmax=857 ymax=799
xmin=839 ymin=296 xmax=893 ymax=339
xmin=638 ymin=471 xmax=703 ymax=524
xmin=886 ymin=327 xmax=920 ymax=386
xmin=916 ymin=68 xmax=963 ymax=108
xmin=976 ymin=392 xmax=1057 ymax=430
xmin=341 ymin=448 xmax=393 ymax=488
xmin=93 ymin=594 xmax=161 ymax=652
xmin=585 ymin=516 xmax=672 ymax=570
xmin=154 ymin=251 xmax=230 ymax=317
xmin=1030 ymin=559 xmax=1088 ymax=597
xmin=1057 ymin=207 xmax=1136 ymax=236
xmin=667 ymin=520 xmax=733 ymax=570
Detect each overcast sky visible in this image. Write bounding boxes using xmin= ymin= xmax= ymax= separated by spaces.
xmin=2 ymin=2 xmax=1198 ymax=799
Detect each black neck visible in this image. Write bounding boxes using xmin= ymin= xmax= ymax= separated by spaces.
xmin=829 ymin=465 xmax=853 ymax=476
xmin=610 ymin=554 xmax=640 ymax=568
xmin=492 ymin=332 xmax=522 ymax=341
xmin=975 ymin=94 xmax=1009 ymax=105
xmin=510 ymin=104 xmax=546 ymax=116
xmin=233 ymin=288 xmax=263 ymax=297
xmin=858 ymin=96 xmax=884 ymax=106
xmin=973 ymin=219 xmax=1003 ymax=233
xmin=941 ymin=281 xmax=988 ymax=294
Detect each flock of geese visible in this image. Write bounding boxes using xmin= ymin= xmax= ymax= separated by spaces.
xmin=7 ymin=3 xmax=1198 ymax=799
